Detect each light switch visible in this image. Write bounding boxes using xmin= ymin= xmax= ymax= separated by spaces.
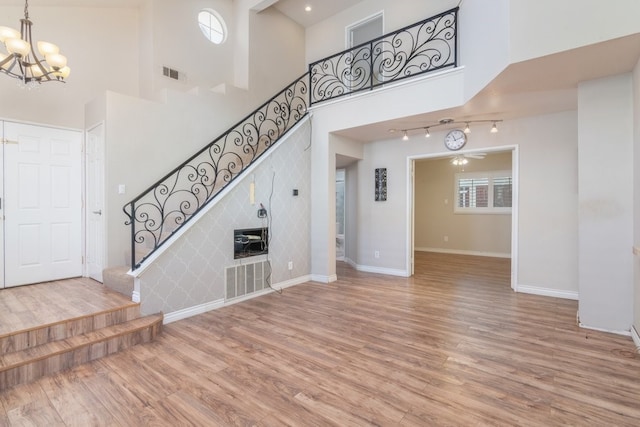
xmin=118 ymin=184 xmax=126 ymax=194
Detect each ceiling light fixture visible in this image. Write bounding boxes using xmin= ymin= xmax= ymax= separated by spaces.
xmin=395 ymin=118 xmax=503 ymax=140
xmin=451 ymin=156 xmax=469 ymax=166
xmin=0 ymin=0 xmax=70 ymax=87
xmin=305 ymin=5 xmax=312 ymax=12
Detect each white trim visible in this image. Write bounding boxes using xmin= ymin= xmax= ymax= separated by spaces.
xmin=631 ymin=326 xmax=640 ymax=351
xmin=163 ymin=274 xmax=312 ymax=324
xmin=578 ymin=322 xmax=631 ymax=337
xmin=517 ymin=284 xmax=578 ymax=300
xmin=310 ymin=274 xmax=337 ymax=283
xmin=128 ymin=116 xmax=311 ymax=277
xmin=131 ymin=290 xmax=140 ymax=303
xmin=356 ymin=264 xmax=409 ymax=277
xmin=163 ymin=298 xmax=225 ymax=324
xmin=416 ymin=247 xmax=511 ymax=259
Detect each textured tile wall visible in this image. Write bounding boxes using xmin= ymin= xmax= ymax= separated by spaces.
xmin=139 ymin=120 xmax=311 ymax=316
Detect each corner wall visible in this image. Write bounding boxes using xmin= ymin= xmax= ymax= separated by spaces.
xmin=578 ymin=74 xmax=634 ymax=333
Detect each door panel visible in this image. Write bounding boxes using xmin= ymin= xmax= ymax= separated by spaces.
xmin=3 ymin=122 xmax=82 ymax=287
xmin=86 ymin=123 xmax=105 ymax=282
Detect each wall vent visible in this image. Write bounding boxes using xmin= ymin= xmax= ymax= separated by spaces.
xmin=225 ymin=260 xmax=270 ymax=300
xmin=162 ymin=66 xmax=186 ymax=82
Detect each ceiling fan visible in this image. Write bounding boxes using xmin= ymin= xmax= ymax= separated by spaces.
xmin=450 ymin=152 xmax=486 ymax=165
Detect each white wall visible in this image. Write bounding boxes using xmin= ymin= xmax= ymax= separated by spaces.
xmin=0 ymin=5 xmax=140 ymax=129
xmin=578 ymin=74 xmax=634 ymax=333
xmin=634 ymin=58 xmax=640 ymax=337
xmin=509 ymin=0 xmax=640 ymax=63
xmin=305 ymin=0 xmax=459 ymax=65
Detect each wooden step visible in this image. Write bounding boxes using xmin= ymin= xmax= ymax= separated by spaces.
xmin=0 ymin=302 xmax=140 ymax=355
xmin=0 ymin=313 xmax=163 ymax=392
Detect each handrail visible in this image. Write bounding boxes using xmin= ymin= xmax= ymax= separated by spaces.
xmin=123 ymin=7 xmax=458 ymax=270
xmin=309 ymin=7 xmax=458 ymax=105
xmin=123 ymin=73 xmax=309 ymax=269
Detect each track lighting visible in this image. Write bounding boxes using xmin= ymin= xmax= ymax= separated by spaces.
xmin=395 ymin=118 xmax=503 ymax=140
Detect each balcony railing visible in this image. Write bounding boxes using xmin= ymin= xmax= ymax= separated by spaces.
xmin=123 ymin=7 xmax=458 ymax=270
xmin=309 ymin=7 xmax=458 ymax=105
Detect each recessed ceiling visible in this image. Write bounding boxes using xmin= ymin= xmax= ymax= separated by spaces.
xmin=272 ymin=0 xmax=363 ymax=28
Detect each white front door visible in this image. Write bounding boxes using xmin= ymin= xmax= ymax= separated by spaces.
xmin=86 ymin=123 xmax=105 ymax=282
xmin=3 ymin=122 xmax=83 ymax=288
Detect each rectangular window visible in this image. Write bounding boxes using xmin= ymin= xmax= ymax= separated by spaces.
xmin=455 ymin=171 xmax=512 ymax=214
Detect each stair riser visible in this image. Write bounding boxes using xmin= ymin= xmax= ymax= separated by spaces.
xmin=0 ymin=321 xmax=162 ymax=392
xmin=0 ymin=305 xmax=141 ymax=356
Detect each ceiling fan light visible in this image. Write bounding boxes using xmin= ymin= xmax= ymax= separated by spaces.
xmin=37 ymin=41 xmax=60 ymax=56
xmin=0 ymin=26 xmax=20 ymax=43
xmin=5 ymin=37 xmax=30 ymax=57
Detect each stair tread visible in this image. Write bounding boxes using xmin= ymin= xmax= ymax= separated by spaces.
xmin=0 ymin=314 xmax=163 ymax=371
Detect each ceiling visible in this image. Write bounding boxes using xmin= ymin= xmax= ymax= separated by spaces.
xmin=271 ymin=0 xmax=363 ymax=28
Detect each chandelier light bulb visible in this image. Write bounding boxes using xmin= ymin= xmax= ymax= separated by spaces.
xmin=46 ymin=53 xmax=67 ymax=70
xmin=0 ymin=26 xmax=20 ymax=42
xmin=5 ymin=37 xmax=30 ymax=57
xmin=37 ymin=41 xmax=59 ymax=56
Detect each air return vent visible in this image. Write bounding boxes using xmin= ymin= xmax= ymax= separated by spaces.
xmin=162 ymin=66 xmax=186 ymax=81
xmin=225 ymin=260 xmax=270 ymax=300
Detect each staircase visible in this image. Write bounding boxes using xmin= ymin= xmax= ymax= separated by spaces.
xmin=0 ymin=280 xmax=162 ymax=392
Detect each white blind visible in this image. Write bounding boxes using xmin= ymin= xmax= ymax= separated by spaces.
xmin=458 ymin=178 xmax=489 ymax=208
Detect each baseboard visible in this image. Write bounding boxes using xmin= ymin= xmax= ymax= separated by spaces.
xmin=631 ymin=326 xmax=640 ymax=351
xmin=516 ymin=284 xmax=578 ymax=300
xmin=416 ymin=247 xmax=511 ymax=258
xmin=310 ymin=274 xmax=338 ymax=283
xmin=356 ymin=264 xmax=410 ymax=277
xmin=163 ymin=298 xmax=225 ymax=324
xmin=162 ymin=275 xmax=312 ymax=324
xmin=578 ymin=322 xmax=631 ymax=337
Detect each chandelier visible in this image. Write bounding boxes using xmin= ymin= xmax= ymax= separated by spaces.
xmin=0 ymin=0 xmax=70 ymax=87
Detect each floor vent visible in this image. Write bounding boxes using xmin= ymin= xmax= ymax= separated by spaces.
xmin=225 ymin=260 xmax=270 ymax=300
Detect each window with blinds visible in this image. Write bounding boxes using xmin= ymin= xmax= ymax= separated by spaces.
xmin=454 ymin=171 xmax=512 ymax=213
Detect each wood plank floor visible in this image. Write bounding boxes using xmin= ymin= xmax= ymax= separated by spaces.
xmin=0 ymin=277 xmax=136 ymax=337
xmin=2 ymin=252 xmax=640 ymax=426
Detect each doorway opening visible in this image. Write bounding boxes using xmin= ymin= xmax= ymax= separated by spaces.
xmin=410 ymin=147 xmax=518 ymax=289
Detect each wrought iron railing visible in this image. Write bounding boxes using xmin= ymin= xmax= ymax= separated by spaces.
xmin=309 ymin=7 xmax=458 ymax=105
xmin=123 ymin=74 xmax=308 ymax=268
xmin=124 ymin=8 xmax=459 ymax=270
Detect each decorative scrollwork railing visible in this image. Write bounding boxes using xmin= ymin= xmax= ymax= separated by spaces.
xmin=309 ymin=7 xmax=458 ymax=105
xmin=123 ymin=74 xmax=308 ymax=269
